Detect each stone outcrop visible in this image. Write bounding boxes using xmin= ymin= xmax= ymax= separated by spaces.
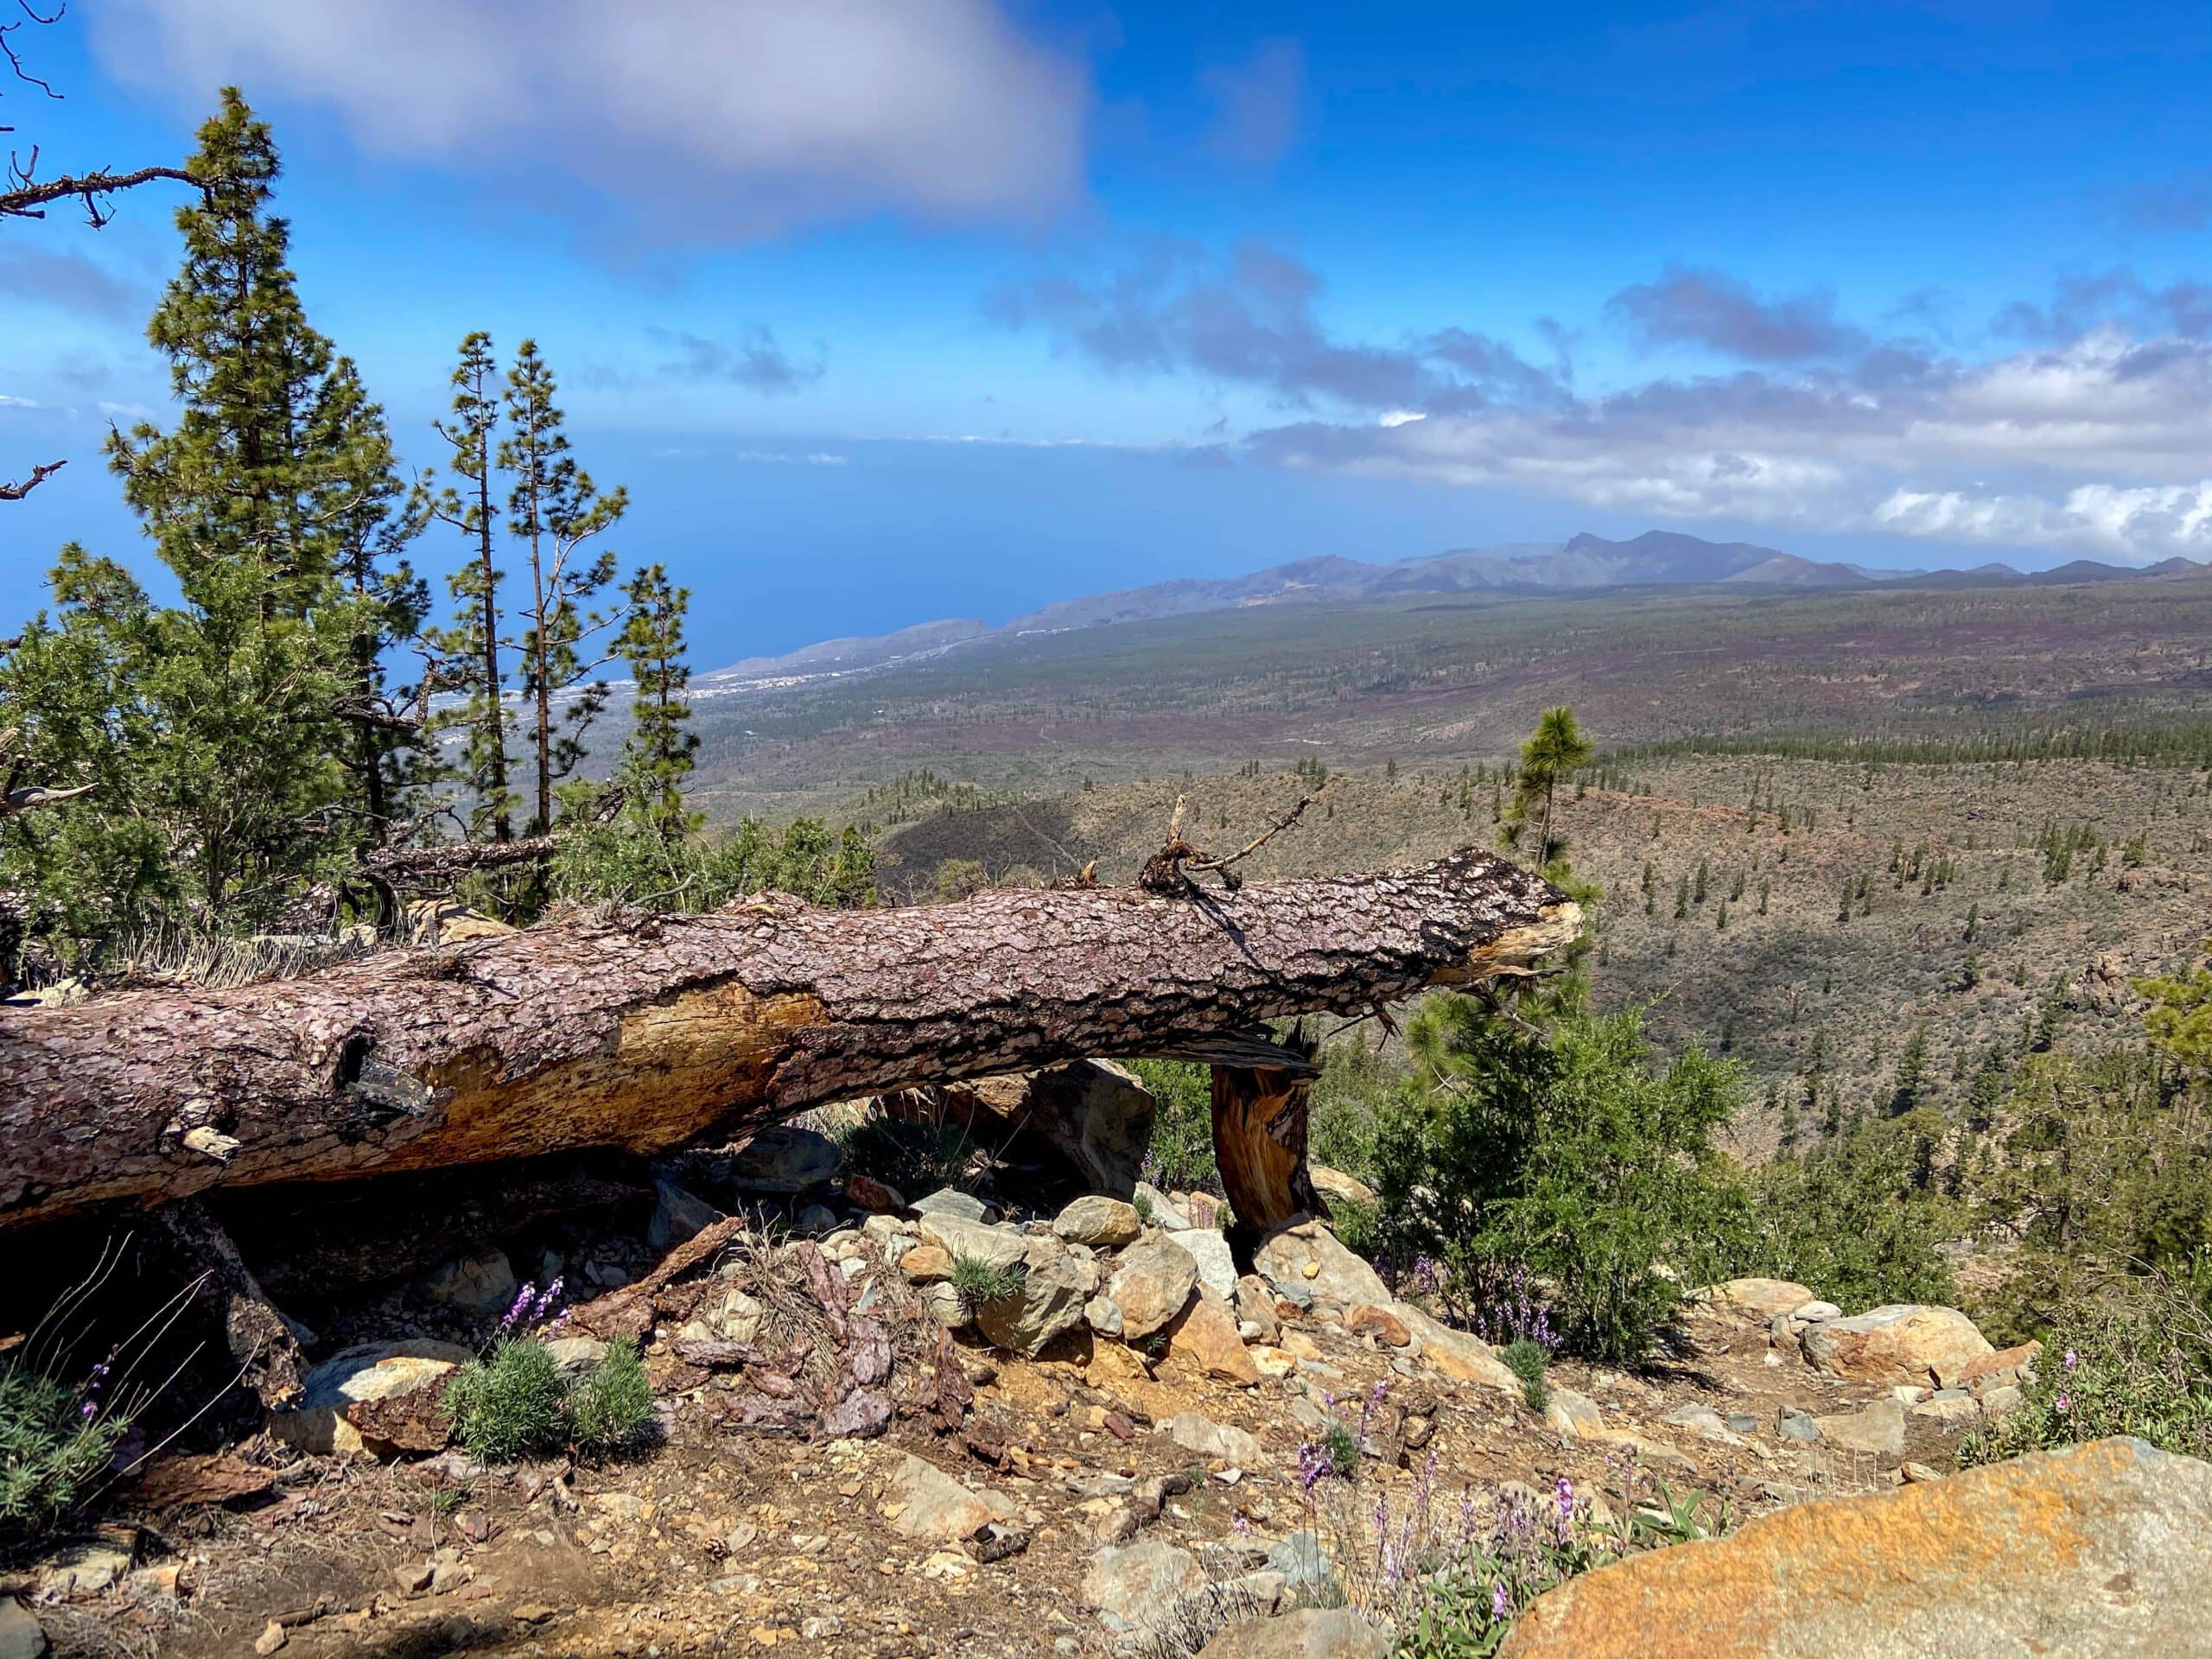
xmin=1799 ymin=1303 xmax=1994 ymax=1389
xmin=1500 ymin=1438 xmax=2212 ymax=1659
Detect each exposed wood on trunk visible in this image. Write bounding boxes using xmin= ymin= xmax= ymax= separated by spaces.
xmin=0 ymin=849 xmax=1579 ymax=1230
xmin=1210 ymin=1027 xmax=1324 ymax=1234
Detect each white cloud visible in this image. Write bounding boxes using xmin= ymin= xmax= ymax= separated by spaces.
xmin=96 ymin=0 xmax=1090 ymax=239
xmin=736 ymin=450 xmax=849 ymax=465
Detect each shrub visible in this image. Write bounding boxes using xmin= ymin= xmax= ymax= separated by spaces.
xmin=1124 ymin=1058 xmax=1219 ymax=1193
xmin=1500 ymin=1339 xmax=1550 ymax=1413
xmin=1330 ymin=1196 xmax=1379 ymax=1259
xmin=836 ymin=1113 xmax=972 ymax=1198
xmin=1375 ymin=1001 xmax=1746 ymax=1363
xmin=566 ymin=1341 xmax=654 ymax=1454
xmin=549 ymin=809 xmax=875 ymax=914
xmin=1957 ymin=1271 xmax=2212 ymax=1467
xmin=948 ymin=1255 xmax=1027 ymax=1316
xmin=444 ymin=1340 xmax=565 ymax=1463
xmin=0 ymin=1368 xmax=130 ymax=1543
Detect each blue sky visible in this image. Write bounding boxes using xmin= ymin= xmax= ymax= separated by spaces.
xmin=3 ymin=1 xmax=2209 ymax=664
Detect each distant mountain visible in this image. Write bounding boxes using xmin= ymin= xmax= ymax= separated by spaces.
xmin=697 ymin=618 xmax=992 ymax=688
xmin=702 ymin=532 xmax=2205 ymax=688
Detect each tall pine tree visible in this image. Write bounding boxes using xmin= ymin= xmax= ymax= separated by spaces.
xmin=420 ymin=333 xmax=516 ymax=842
xmin=498 ymin=340 xmax=625 ymax=834
xmin=3 ymin=90 xmax=412 ymax=938
xmin=617 ymin=563 xmax=697 ymax=840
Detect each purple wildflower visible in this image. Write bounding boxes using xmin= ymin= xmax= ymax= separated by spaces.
xmin=1491 ymin=1581 xmax=1512 ymax=1621
xmin=2063 ymin=1348 xmax=2078 ymax=1372
xmin=1296 ymin=1442 xmax=1331 ymax=1491
xmin=1555 ymin=1475 xmax=1573 ymax=1521
xmin=533 ymin=1277 xmax=566 ymax=1321
xmin=2055 ymin=1390 xmax=2071 ymax=1414
xmin=500 ymin=1281 xmax=537 ymax=1335
xmin=79 ymin=1402 xmax=96 ymax=1420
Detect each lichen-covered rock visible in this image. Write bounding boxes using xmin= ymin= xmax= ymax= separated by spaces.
xmin=1161 ymin=1410 xmax=1264 ymax=1467
xmin=916 ymin=1212 xmax=1027 ymax=1271
xmin=1198 ymin=1608 xmax=1391 ymax=1658
xmin=1500 ymin=1437 xmax=2212 ymax=1659
xmin=1053 ymin=1195 xmax=1141 ymax=1249
xmin=1801 ymin=1304 xmax=1993 ymax=1388
xmin=881 ymin=1453 xmax=1014 ymax=1544
xmin=1391 ymin=1302 xmax=1520 ymax=1395
xmin=1178 ymin=1226 xmax=1240 ymax=1303
xmin=1690 ymin=1278 xmax=1815 ymax=1319
xmin=268 ymin=1341 xmax=473 ymax=1456
xmin=976 ymin=1248 xmax=1089 ymax=1357
xmin=1811 ymin=1396 xmax=1905 ymax=1455
xmin=1084 ymin=1533 xmax=1206 ymax=1634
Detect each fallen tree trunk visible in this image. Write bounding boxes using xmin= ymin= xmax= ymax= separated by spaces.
xmin=0 ymin=849 xmax=1578 ymax=1231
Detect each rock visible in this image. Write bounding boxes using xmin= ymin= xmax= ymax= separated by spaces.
xmin=976 ymin=1249 xmax=1089 ymax=1357
xmin=1792 ymin=1300 xmax=1842 ymax=1323
xmin=1100 ymin=1234 xmax=1200 ymax=1341
xmin=1160 ymin=1287 xmax=1261 ymax=1386
xmin=899 ymin=1243 xmax=955 ymax=1282
xmin=920 ymin=1282 xmax=968 ymax=1328
xmin=35 ymin=1540 xmax=132 ymax=1600
xmin=1957 ymin=1339 xmax=2042 ymax=1394
xmin=268 ymin=1340 xmax=474 ymax=1456
xmin=1134 ymin=1181 xmax=1191 ymax=1230
xmin=1264 ymin=1531 xmax=1331 ymax=1589
xmin=253 ymin=1619 xmax=289 ymax=1655
xmin=542 ymin=1335 xmax=608 ymax=1378
xmin=1053 ymin=1195 xmax=1141 ymax=1249
xmin=1545 ymin=1389 xmax=1604 ymax=1435
xmin=709 ymin=1287 xmax=763 ymax=1344
xmin=912 ymin=1187 xmax=994 ymax=1224
xmin=1345 ymin=1304 xmax=1412 ymax=1347
xmin=1801 ymin=1304 xmax=1994 ymax=1389
xmin=1178 ymin=1227 xmax=1240 ymax=1303
xmin=1198 ymin=1608 xmax=1390 ymax=1658
xmin=1812 ymin=1396 xmax=1907 ymax=1455
xmin=845 ymin=1173 xmax=905 ymax=1214
xmin=883 ymin=1453 xmax=1014 ymax=1545
xmin=1392 ymin=1302 xmax=1521 ymax=1395
xmin=1776 ymin=1407 xmax=1821 ymax=1443
xmin=1978 ymin=1383 xmax=2025 ymax=1421
xmin=1662 ymin=1405 xmax=1746 ymax=1446
xmin=1691 ymin=1278 xmax=1815 ymax=1319
xmin=1255 ymin=1219 xmax=1389 ymax=1312
xmin=396 ymin=1561 xmax=435 ymax=1596
xmin=793 ymin=1202 xmax=839 ymax=1235
xmin=916 ymin=1213 xmax=1027 ymax=1272
xmin=727 ymin=1125 xmax=842 ymax=1192
xmin=405 ymin=899 xmax=513 ymax=942
xmin=0 ymin=1599 xmax=47 ymax=1659
xmin=1023 ymin=1059 xmax=1159 ymax=1195
xmin=1162 ymin=1410 xmax=1265 ymax=1467
xmin=1083 ymin=1534 xmax=1206 ymax=1634
xmin=1250 ymin=1345 xmax=1298 ymax=1379
xmin=422 ymin=1248 xmax=517 ymax=1316
xmin=1235 ymin=1274 xmax=1282 ymax=1341
xmin=647 ymin=1179 xmax=722 ymax=1250
xmin=1913 ymin=1391 xmax=1981 ymax=1425
xmin=1499 ymin=1438 xmax=2212 ymax=1659
xmin=1308 ymin=1166 xmax=1378 ymax=1209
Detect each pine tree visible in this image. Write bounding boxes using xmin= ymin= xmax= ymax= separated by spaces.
xmin=617 ymin=563 xmax=698 ymax=841
xmin=499 ymin=341 xmax=625 ymax=834
xmin=11 ymin=91 xmax=394 ymax=931
xmin=1503 ymin=706 xmax=1593 ymax=868
xmin=422 ymin=333 xmax=518 ymax=842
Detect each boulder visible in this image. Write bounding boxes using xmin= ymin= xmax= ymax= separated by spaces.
xmin=845 ymin=1173 xmax=906 ymax=1215
xmin=1307 ymin=1166 xmax=1378 ymax=1209
xmin=1499 ymin=1438 xmax=2212 ymax=1659
xmin=1802 ymin=1304 xmax=1994 ymax=1388
xmin=1160 ymin=1287 xmax=1261 ymax=1387
xmin=882 ymin=1453 xmax=1014 ymax=1545
xmin=647 ymin=1178 xmax=722 ymax=1250
xmin=1178 ymin=1227 xmax=1240 ymax=1304
xmin=727 ymin=1125 xmax=842 ymax=1192
xmin=1198 ymin=1609 xmax=1391 ymax=1658
xmin=1957 ymin=1340 xmax=2042 ymax=1394
xmin=1053 ymin=1195 xmax=1141 ymax=1249
xmin=405 ymin=899 xmax=514 ymax=942
xmin=1391 ymin=1302 xmax=1520 ymax=1395
xmin=1345 ymin=1304 xmax=1412 ymax=1347
xmin=1084 ymin=1534 xmax=1205 ymax=1635
xmin=1811 ymin=1397 xmax=1906 ymax=1456
xmin=0 ymin=1599 xmax=47 ymax=1659
xmin=976 ymin=1249 xmax=1089 ymax=1357
xmin=1135 ymin=1182 xmax=1192 ymax=1230
xmin=268 ymin=1340 xmax=474 ymax=1456
xmin=422 ymin=1247 xmax=517 ymax=1316
xmin=1161 ymin=1410 xmax=1264 ymax=1467
xmin=899 ymin=1244 xmax=955 ymax=1283
xmin=1692 ymin=1278 xmax=1815 ymax=1319
xmin=916 ymin=1213 xmax=1027 ymax=1272
xmin=1235 ymin=1274 xmax=1281 ymax=1343
xmin=890 ymin=1060 xmax=1154 ymax=1197
xmin=912 ymin=1186 xmax=994 ymax=1224
xmin=1253 ymin=1219 xmax=1389 ymax=1312
xmin=1097 ymin=1234 xmax=1200 ymax=1341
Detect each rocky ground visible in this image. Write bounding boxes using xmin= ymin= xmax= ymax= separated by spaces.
xmin=1 ymin=1084 xmax=2049 ymax=1659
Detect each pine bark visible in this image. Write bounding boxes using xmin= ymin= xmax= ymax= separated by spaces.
xmin=0 ymin=849 xmax=1577 ymax=1230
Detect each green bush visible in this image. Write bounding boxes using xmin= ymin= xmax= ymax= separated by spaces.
xmin=0 ymin=1369 xmax=130 ymax=1543
xmin=1958 ymin=1273 xmax=2212 ymax=1467
xmin=949 ymin=1255 xmax=1027 ymax=1316
xmin=548 ymin=809 xmax=875 ymax=913
xmin=1500 ymin=1338 xmax=1550 ymax=1413
xmin=445 ymin=1339 xmax=566 ymax=1463
xmin=1124 ymin=1058 xmax=1219 ymax=1193
xmin=445 ymin=1338 xmax=655 ymax=1461
xmin=1329 ymin=1195 xmax=1379 ymax=1259
xmin=1374 ymin=1000 xmax=1746 ymax=1364
xmin=566 ymin=1341 xmax=654 ymax=1454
